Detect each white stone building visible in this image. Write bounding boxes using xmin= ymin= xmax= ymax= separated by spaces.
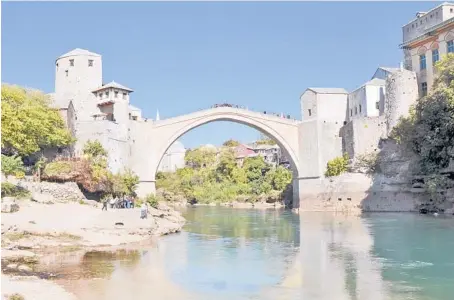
xmin=157 ymin=141 xmax=186 ymax=173
xmin=347 ymin=78 xmax=385 ymax=122
xmin=401 ymin=2 xmax=454 ymax=96
xmin=51 ymin=48 xmax=143 ymax=174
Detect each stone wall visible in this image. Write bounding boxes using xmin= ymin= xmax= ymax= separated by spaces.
xmin=340 ymin=117 xmax=387 ymax=159
xmin=297 ymin=173 xmax=428 ymax=213
xmin=15 ymin=180 xmax=86 ymax=202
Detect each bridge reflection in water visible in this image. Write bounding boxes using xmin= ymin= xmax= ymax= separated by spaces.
xmin=269 ymin=213 xmax=390 ymax=300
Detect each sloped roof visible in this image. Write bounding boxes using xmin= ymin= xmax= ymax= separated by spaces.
xmin=307 ymin=88 xmax=348 ymax=94
xmin=129 ymin=104 xmax=141 ymax=111
xmin=365 ymin=78 xmax=386 ymax=86
xmin=58 ymin=48 xmax=101 ymax=60
xmin=92 ymin=81 xmax=133 ymax=93
xmin=378 ymin=67 xmax=400 ymax=73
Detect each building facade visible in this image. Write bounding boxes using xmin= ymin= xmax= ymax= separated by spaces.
xmin=401 ymin=2 xmax=454 ymax=96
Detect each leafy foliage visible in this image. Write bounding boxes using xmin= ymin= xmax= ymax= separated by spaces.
xmin=1 ymin=84 xmax=73 ymax=155
xmin=157 ymin=143 xmax=292 ymax=204
xmin=1 ymin=182 xmax=30 ymax=198
xmin=391 ymin=54 xmax=454 ymax=175
xmin=222 ymin=139 xmax=240 ymax=147
xmin=185 ymin=147 xmax=217 ymax=168
xmin=144 ymin=193 xmax=159 ymax=208
xmin=325 ymin=153 xmax=349 ymax=177
xmin=1 ymin=154 xmax=25 ymax=178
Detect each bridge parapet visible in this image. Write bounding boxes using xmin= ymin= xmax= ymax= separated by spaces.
xmin=153 ymin=106 xmax=301 ymax=127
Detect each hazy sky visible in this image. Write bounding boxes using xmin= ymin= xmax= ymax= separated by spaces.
xmin=2 ymin=1 xmax=437 ymax=149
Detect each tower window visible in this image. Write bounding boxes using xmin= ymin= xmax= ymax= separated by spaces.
xmin=355 ymin=107 xmax=358 ymax=115
xmin=69 ymin=59 xmax=74 ymax=67
xmin=448 ymin=40 xmax=454 ymax=53
xmin=419 ymin=54 xmax=426 ymax=70
xmin=308 ymin=109 xmax=312 ymax=116
xmin=359 ymin=104 xmax=362 ymax=113
xmin=114 ymin=91 xmax=118 ymax=98
xmin=375 ymin=102 xmax=379 ymax=110
xmin=65 ymin=70 xmax=68 ymax=77
xmin=421 ymin=82 xmax=428 ymax=96
xmin=123 ymin=93 xmax=127 ymax=100
xmin=105 ymin=91 xmax=109 ymax=98
xmin=88 ymin=59 xmax=93 ymax=67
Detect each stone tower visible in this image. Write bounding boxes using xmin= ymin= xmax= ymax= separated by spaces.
xmin=54 ymin=48 xmax=102 ymax=121
xmin=384 ymin=68 xmax=418 ymax=136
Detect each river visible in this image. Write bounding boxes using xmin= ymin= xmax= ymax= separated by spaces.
xmin=42 ymin=207 xmax=454 ymax=300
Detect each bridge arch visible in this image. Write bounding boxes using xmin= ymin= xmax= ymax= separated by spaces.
xmin=132 ymin=107 xmax=303 ymax=198
xmin=154 ymin=109 xmax=302 ymax=177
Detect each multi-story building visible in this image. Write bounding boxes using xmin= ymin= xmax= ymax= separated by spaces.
xmin=401 ymin=2 xmax=454 ymax=96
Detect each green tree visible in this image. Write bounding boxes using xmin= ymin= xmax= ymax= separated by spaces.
xmin=223 ymin=139 xmax=240 ymax=147
xmin=216 ymin=148 xmax=237 ymax=181
xmin=391 ymin=54 xmax=454 ymax=175
xmin=243 ymin=156 xmax=269 ymax=182
xmin=1 ymin=84 xmax=73 ymax=155
xmin=83 ymin=140 xmax=108 ymax=158
xmin=1 ymin=154 xmax=25 ymax=178
xmin=185 ymin=147 xmax=217 ymax=168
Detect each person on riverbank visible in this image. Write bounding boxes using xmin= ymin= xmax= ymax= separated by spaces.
xmin=140 ymin=203 xmax=148 ymax=219
xmin=109 ymin=196 xmax=116 ymax=209
xmin=101 ymin=198 xmax=108 ymax=211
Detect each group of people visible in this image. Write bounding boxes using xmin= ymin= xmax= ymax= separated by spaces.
xmin=101 ymin=195 xmax=135 ymax=211
xmin=210 ymin=104 xmax=293 ymax=119
xmin=101 ymin=195 xmax=149 ymax=219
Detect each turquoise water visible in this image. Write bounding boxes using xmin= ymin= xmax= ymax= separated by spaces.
xmin=55 ymin=207 xmax=454 ymax=300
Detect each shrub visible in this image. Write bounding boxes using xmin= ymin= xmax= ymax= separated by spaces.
xmin=8 ymin=293 xmax=25 ymax=300
xmin=144 ymin=194 xmax=159 ymax=208
xmin=325 ymin=153 xmax=349 ymax=177
xmin=43 ymin=161 xmax=73 ymax=177
xmin=1 ymin=154 xmax=25 ymax=178
xmin=1 ymin=182 xmax=30 ymax=198
xmin=354 ymin=152 xmax=380 ymax=174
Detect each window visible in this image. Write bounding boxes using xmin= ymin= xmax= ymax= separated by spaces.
xmin=420 ymin=54 xmax=427 ymax=70
xmin=65 ymin=70 xmax=68 ymax=77
xmin=308 ymin=109 xmax=312 ymax=117
xmin=451 ymin=8 xmax=453 ymax=13
xmin=69 ymin=59 xmax=74 ymax=67
xmin=359 ymin=104 xmax=362 ymax=113
xmin=412 ymin=24 xmax=414 ymax=28
xmin=99 ymin=93 xmax=102 ymax=99
xmin=114 ymin=91 xmax=118 ymax=98
xmin=88 ymin=59 xmax=93 ymax=67
xmin=421 ymin=82 xmax=428 ymax=96
xmin=105 ymin=91 xmax=109 ymax=98
xmin=123 ymin=93 xmax=127 ymax=100
xmin=432 ymin=49 xmax=439 ymax=65
xmin=448 ymin=40 xmax=454 ymax=53
xmin=375 ymin=102 xmax=379 ymax=110
xmin=355 ymin=107 xmax=358 ymax=115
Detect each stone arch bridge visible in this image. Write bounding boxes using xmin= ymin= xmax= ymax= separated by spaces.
xmin=129 ymin=106 xmax=343 ymax=207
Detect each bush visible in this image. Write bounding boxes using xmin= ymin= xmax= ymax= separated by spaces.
xmin=1 ymin=182 xmax=30 ymax=198
xmin=1 ymin=154 xmax=25 ymax=178
xmin=325 ymin=153 xmax=349 ymax=177
xmin=144 ymin=194 xmax=159 ymax=208
xmin=43 ymin=161 xmax=73 ymax=177
xmin=354 ymin=152 xmax=380 ymax=174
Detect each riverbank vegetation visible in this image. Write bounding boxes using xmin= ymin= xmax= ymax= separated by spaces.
xmin=156 ymin=145 xmax=293 ymax=204
xmin=391 ymin=54 xmax=454 ymax=198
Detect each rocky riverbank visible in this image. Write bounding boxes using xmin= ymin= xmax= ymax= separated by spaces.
xmin=1 ymin=197 xmax=185 ymax=300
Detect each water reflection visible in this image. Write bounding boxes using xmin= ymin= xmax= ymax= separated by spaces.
xmin=40 ymin=208 xmax=454 ymax=300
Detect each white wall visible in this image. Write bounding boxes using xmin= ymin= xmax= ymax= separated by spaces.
xmin=300 ymin=90 xmax=317 ymax=121
xmin=316 ymin=93 xmax=348 ymax=124
xmin=364 ymin=85 xmax=383 ymax=117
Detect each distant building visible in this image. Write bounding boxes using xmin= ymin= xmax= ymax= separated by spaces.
xmin=157 ymin=141 xmax=186 ymax=173
xmin=400 ymin=2 xmax=454 ymax=96
xmin=347 ymin=78 xmax=386 ymax=122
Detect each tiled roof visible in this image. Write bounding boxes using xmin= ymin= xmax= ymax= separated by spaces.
xmin=307 ymin=88 xmax=348 ymax=94
xmin=93 ymin=81 xmax=133 ymax=93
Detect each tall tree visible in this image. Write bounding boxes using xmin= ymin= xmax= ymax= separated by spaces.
xmin=1 ymin=84 xmax=73 ymax=155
